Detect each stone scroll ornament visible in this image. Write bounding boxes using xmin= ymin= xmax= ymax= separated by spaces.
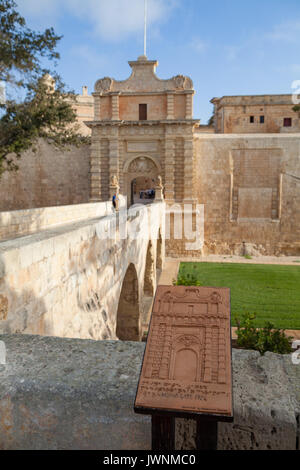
xmin=173 ymin=75 xmax=193 ymax=90
xmin=94 ymin=77 xmax=113 ymax=93
xmin=134 ymin=285 xmax=233 ymax=420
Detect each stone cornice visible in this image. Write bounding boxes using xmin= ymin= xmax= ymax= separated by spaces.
xmin=85 ymin=119 xmax=200 ymax=128
xmin=211 ymin=94 xmax=295 ymax=107
xmin=92 ymin=90 xmax=195 ymax=97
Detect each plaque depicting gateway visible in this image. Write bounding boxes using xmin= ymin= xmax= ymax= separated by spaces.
xmin=135 ymin=285 xmax=233 ymax=420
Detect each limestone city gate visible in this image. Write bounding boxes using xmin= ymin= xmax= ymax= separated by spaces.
xmin=87 ymin=55 xmax=199 ymax=210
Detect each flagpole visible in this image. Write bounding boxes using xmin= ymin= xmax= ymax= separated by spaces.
xmin=144 ymin=0 xmax=147 ymax=57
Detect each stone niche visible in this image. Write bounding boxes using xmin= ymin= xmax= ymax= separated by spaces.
xmin=238 ymin=188 xmax=273 ymax=219
xmin=230 ymin=148 xmax=282 ymax=220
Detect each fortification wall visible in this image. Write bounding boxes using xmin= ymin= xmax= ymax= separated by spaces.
xmin=194 ymin=133 xmax=300 ymax=255
xmin=0 ymin=334 xmax=298 ymax=450
xmin=0 ymin=140 xmax=90 ymax=211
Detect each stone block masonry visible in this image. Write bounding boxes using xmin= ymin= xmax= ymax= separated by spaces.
xmin=0 ymin=334 xmax=298 ymax=450
xmin=0 ymin=200 xmax=121 ymax=242
xmin=0 ymin=139 xmax=90 ymax=212
xmin=1 ymin=55 xmax=300 ymax=258
xmin=193 ymin=133 xmax=300 ymax=256
xmin=0 ymin=202 xmax=165 ymax=341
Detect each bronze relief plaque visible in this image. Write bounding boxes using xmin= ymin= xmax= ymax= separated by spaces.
xmin=135 ymin=286 xmax=233 ymax=420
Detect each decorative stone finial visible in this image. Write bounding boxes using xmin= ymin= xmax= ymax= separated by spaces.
xmin=110 ymin=174 xmax=119 ymax=190
xmin=110 ymin=175 xmax=120 ymax=210
xmin=40 ymin=73 xmax=55 ymax=93
xmin=155 ymin=175 xmax=164 ymax=201
xmin=156 ymin=175 xmax=163 ymax=189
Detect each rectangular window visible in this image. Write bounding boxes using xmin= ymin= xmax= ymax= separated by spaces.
xmin=139 ymin=104 xmax=147 ymax=120
xmin=260 ymin=115 xmax=265 ymax=124
xmin=250 ymin=116 xmax=254 ymax=123
xmin=283 ymin=117 xmax=292 ymax=127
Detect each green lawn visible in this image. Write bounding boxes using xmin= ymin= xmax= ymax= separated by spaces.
xmin=178 ymin=262 xmax=300 ymax=329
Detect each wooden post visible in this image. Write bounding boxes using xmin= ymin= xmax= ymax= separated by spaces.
xmin=196 ymin=419 xmax=218 ymax=450
xmin=134 ymin=286 xmax=233 ymax=451
xmin=152 ymin=415 xmax=175 ymax=451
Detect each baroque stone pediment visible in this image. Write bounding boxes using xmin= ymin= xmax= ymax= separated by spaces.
xmin=94 ymin=57 xmax=194 ymax=94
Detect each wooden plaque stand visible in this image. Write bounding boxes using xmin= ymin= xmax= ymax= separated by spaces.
xmin=134 ymin=285 xmax=234 ymax=450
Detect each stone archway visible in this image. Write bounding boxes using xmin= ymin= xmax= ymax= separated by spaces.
xmin=116 ymin=263 xmax=140 ymax=341
xmin=132 ymin=176 xmax=156 ymax=205
xmin=123 ymin=156 xmax=161 ymax=206
xmin=140 ymin=240 xmax=156 ymax=337
xmin=144 ymin=241 xmax=155 ymax=297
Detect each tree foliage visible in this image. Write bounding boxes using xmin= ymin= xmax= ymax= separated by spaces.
xmin=0 ymin=78 xmax=89 ymax=175
xmin=293 ymin=104 xmax=300 ymax=115
xmin=0 ymin=0 xmax=90 ymax=176
xmin=0 ymin=0 xmax=61 ymax=86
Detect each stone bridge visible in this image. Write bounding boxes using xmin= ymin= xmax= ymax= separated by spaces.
xmin=0 ymin=200 xmax=165 ymax=341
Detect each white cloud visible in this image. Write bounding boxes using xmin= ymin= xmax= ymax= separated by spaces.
xmin=18 ymin=0 xmax=61 ymax=26
xmin=190 ymin=37 xmax=207 ymax=54
xmin=221 ymin=18 xmax=300 ymax=65
xmin=69 ymin=0 xmax=178 ymax=41
xmin=224 ymin=45 xmax=241 ymax=61
xmin=265 ymin=20 xmax=300 ymax=43
xmin=18 ymin=0 xmax=178 ymax=41
xmin=71 ymin=45 xmax=108 ymax=70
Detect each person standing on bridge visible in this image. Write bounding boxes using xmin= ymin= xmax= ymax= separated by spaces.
xmin=112 ymin=193 xmax=117 ymax=210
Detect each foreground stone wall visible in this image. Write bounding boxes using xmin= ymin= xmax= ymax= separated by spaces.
xmin=0 ymin=202 xmax=165 ymax=340
xmin=0 ymin=140 xmax=90 ymax=212
xmin=0 ymin=334 xmax=298 ymax=450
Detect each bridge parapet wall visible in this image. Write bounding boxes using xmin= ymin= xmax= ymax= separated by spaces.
xmin=0 ymin=202 xmax=165 ymax=340
xmin=0 ymin=198 xmax=127 ymax=242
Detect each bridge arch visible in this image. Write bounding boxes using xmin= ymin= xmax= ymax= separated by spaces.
xmin=116 ymin=263 xmax=140 ymax=341
xmin=156 ymin=229 xmax=163 ymax=272
xmin=144 ymin=240 xmax=155 ymax=297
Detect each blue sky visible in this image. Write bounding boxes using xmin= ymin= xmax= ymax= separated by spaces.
xmin=18 ymin=0 xmax=300 ymax=123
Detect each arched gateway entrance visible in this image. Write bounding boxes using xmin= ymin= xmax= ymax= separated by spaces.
xmin=124 ymin=156 xmax=161 ymax=206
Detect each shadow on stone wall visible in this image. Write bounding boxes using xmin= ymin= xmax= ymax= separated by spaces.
xmin=0 ymin=202 xmax=165 ymax=341
xmin=0 ymin=252 xmax=47 ymax=335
